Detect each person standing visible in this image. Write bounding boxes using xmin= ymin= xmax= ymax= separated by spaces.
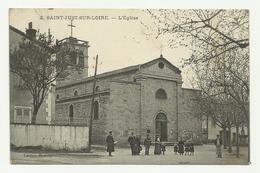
xmin=161 ymin=142 xmax=166 ymax=155
xmin=178 ymin=139 xmax=185 ymax=155
xmin=214 ymin=134 xmax=223 ymax=158
xmin=106 ymin=131 xmax=115 ymax=156
xmin=174 ymin=144 xmax=178 ymax=155
xmin=128 ymin=132 xmax=135 ymax=155
xmin=154 ymin=136 xmax=161 ymax=155
xmin=136 ymin=136 xmax=142 ymax=155
xmin=144 ymin=134 xmax=152 ymax=155
xmin=184 ymin=142 xmax=189 ymax=156
xmin=190 ymin=142 xmax=194 ymax=156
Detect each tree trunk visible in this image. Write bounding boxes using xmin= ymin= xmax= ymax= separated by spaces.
xmin=223 ymin=128 xmax=227 ymax=149
xmin=31 ymin=112 xmax=37 ymax=124
xmin=236 ymin=125 xmax=240 ymax=158
xmin=31 ymin=106 xmax=39 ymax=124
xmin=228 ymin=126 xmax=232 ymax=153
xmin=206 ymin=115 xmax=209 ymax=143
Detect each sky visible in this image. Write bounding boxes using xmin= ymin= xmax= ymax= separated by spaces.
xmin=9 ymin=8 xmax=194 ymax=88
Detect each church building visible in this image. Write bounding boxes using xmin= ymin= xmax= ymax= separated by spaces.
xmin=54 ymin=36 xmax=203 ymax=145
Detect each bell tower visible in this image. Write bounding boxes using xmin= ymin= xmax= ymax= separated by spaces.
xmin=56 ymin=21 xmax=90 ymax=83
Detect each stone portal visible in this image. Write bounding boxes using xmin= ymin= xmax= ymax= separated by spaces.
xmin=155 ymin=112 xmax=168 ymax=141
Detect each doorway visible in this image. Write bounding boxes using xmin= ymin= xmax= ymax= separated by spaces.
xmin=155 ymin=112 xmax=168 ymax=141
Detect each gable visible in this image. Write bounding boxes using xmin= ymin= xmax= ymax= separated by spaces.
xmin=139 ymin=56 xmax=181 ymax=77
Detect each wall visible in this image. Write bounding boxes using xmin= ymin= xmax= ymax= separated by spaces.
xmin=107 ymin=81 xmax=141 ymax=145
xmin=179 ymin=88 xmax=202 ymax=142
xmin=10 ymin=124 xmax=89 ymax=151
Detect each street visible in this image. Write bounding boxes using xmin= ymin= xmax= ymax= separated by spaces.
xmin=11 ymin=144 xmax=249 ymax=165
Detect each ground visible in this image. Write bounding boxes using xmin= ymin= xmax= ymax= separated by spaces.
xmin=11 ymin=144 xmax=249 ymax=165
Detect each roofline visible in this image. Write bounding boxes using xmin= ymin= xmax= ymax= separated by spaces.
xmin=140 ymin=56 xmax=181 ymax=74
xmin=57 ymin=55 xmax=182 ymax=89
xmin=10 ymin=25 xmax=27 ymax=38
xmin=10 ymin=25 xmax=55 ymax=52
xmin=57 ymin=64 xmax=140 ymax=89
xmin=182 ymin=87 xmax=201 ymax=91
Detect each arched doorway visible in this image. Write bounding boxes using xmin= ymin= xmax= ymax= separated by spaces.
xmin=155 ymin=112 xmax=168 ymax=141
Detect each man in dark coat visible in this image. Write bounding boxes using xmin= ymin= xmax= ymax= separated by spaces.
xmin=106 ymin=131 xmax=115 ymax=156
xmin=214 ymin=134 xmax=223 ymax=158
xmin=128 ymin=132 xmax=135 ymax=155
xmin=144 ymin=134 xmax=152 ymax=155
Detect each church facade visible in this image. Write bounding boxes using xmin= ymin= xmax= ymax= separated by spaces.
xmin=54 ymin=53 xmax=202 ymax=145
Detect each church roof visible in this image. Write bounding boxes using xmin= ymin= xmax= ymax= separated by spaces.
xmin=94 ymin=54 xmax=181 ymax=78
xmin=57 ymin=55 xmax=181 ymax=88
xmin=140 ymin=55 xmax=181 ymax=74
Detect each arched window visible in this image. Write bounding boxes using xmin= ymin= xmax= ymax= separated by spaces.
xmin=155 ymin=89 xmax=167 ymax=99
xmin=95 ymin=86 xmax=100 ymax=92
xmin=74 ymin=90 xmax=78 ymax=96
xmin=69 ymin=104 xmax=74 ymax=122
xmin=93 ymin=101 xmax=99 ymax=120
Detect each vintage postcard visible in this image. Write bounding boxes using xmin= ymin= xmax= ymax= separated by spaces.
xmin=9 ymin=8 xmax=249 ymax=165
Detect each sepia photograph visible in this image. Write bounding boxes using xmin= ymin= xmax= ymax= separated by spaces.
xmin=9 ymin=8 xmax=249 ymax=165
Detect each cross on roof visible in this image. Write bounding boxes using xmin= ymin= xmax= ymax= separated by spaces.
xmin=68 ymin=19 xmax=76 ymax=37
xmin=160 ymin=44 xmax=163 ymax=56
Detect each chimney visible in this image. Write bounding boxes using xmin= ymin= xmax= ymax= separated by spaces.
xmin=26 ymin=22 xmax=37 ymax=40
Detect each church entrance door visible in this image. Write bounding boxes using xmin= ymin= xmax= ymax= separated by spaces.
xmin=155 ymin=112 xmax=168 ymax=141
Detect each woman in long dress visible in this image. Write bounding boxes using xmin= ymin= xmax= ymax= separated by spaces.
xmin=154 ymin=136 xmax=161 ymax=155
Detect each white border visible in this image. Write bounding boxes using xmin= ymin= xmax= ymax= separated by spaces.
xmin=1 ymin=0 xmax=260 ymax=173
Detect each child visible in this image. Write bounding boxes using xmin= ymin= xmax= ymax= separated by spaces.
xmin=161 ymin=142 xmax=166 ymax=155
xmin=190 ymin=142 xmax=194 ymax=156
xmin=184 ymin=143 xmax=190 ymax=156
xmin=174 ymin=144 xmax=178 ymax=155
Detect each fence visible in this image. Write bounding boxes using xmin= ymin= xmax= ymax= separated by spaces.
xmin=10 ymin=123 xmax=89 ymax=151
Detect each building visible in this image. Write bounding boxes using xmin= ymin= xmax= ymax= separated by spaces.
xmin=10 ymin=23 xmax=203 ymax=146
xmin=55 ymin=52 xmax=202 ymax=145
xmin=9 ymin=23 xmax=56 ymax=124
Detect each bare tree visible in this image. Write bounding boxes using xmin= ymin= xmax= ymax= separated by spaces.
xmin=10 ymin=33 xmax=71 ymax=124
xmin=144 ymin=9 xmax=249 ymax=122
xmin=145 ymin=10 xmax=249 ymax=159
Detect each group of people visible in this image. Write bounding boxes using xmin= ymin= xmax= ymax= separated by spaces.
xmin=173 ymin=140 xmax=195 ymax=156
xmin=106 ymin=131 xmax=223 ymax=158
xmin=106 ymin=131 xmax=196 ymax=156
xmin=128 ymin=132 xmax=142 ymax=155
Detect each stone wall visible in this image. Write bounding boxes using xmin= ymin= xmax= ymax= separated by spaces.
xmin=10 ymin=124 xmax=89 ymax=151
xmin=107 ymin=81 xmax=141 ymax=145
xmin=179 ymin=88 xmax=202 ymax=142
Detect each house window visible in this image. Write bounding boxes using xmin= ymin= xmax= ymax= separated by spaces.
xmin=56 ymin=94 xmax=60 ymax=99
xmin=16 ymin=108 xmax=23 ymax=116
xmin=23 ymin=108 xmax=30 ymax=116
xmin=69 ymin=104 xmax=74 ymax=122
xmin=74 ymin=90 xmax=78 ymax=96
xmin=14 ymin=106 xmax=32 ymax=123
xmin=93 ymin=101 xmax=99 ymax=120
xmin=155 ymin=88 xmax=167 ymax=99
